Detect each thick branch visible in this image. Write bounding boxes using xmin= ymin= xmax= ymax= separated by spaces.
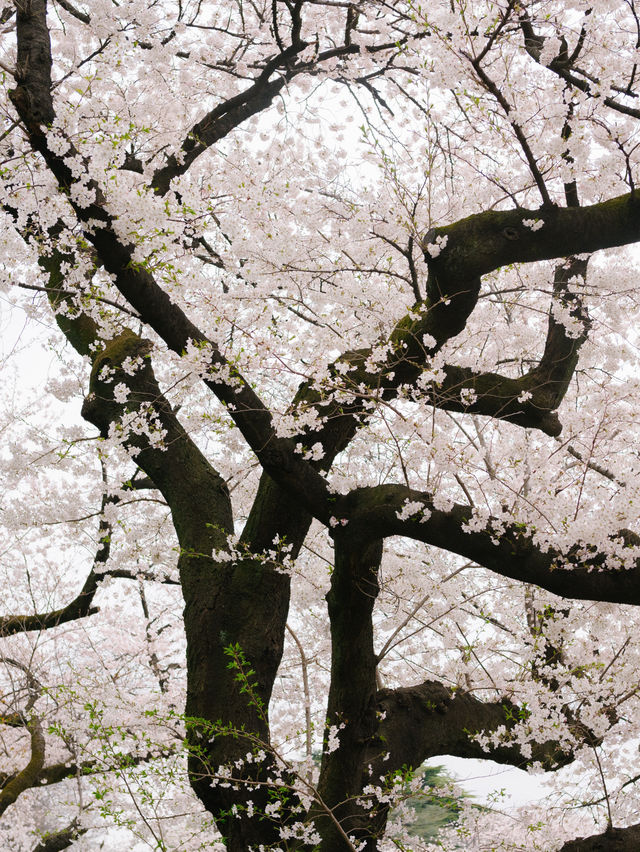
xmin=429 ymin=257 xmax=589 ymax=436
xmin=82 ymin=329 xmax=233 ymax=546
xmin=150 ymin=73 xmax=291 ymax=196
xmin=0 ymin=744 xmax=177 ymax=790
xmin=12 ymin=0 xmax=54 ymax=129
xmin=560 ymin=823 xmax=640 ymax=851
xmin=428 ymin=365 xmax=563 ymax=435
xmin=336 ymin=485 xmax=640 ymax=606
xmin=289 ymin=270 xmax=483 ymax=466
xmin=0 ymin=716 xmax=45 ymax=816
xmin=88 ymin=230 xmax=330 ymax=502
xmin=423 ymin=194 xmax=640 ymax=284
xmin=369 ymin=680 xmax=572 ymax=776
xmin=293 ymin=227 xmax=591 ymax=466
xmin=315 ymin=533 xmax=383 ymax=847
xmin=53 ymin=0 xmax=90 ymax=25
xmin=0 ymin=745 xmax=178 ymax=830
xmin=36 ymin=238 xmax=236 ymax=550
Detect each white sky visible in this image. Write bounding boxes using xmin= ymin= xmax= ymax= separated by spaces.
xmin=433 ymin=756 xmax=552 ymax=808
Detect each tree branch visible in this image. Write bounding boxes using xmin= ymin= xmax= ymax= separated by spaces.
xmin=11 ymin=0 xmax=54 ymax=129
xmin=0 ymin=715 xmax=45 ymax=816
xmin=314 ymin=532 xmax=383 ymax=846
xmin=428 ymin=257 xmax=589 ymax=436
xmin=335 ymin=484 xmax=640 ymax=606
xmin=369 ymin=680 xmax=573 ymax=776
xmin=560 ymin=823 xmax=640 ymax=851
xmin=82 ymin=329 xmax=233 ymax=546
xmin=32 ymin=819 xmax=88 ymax=852
xmin=520 ymin=13 xmax=640 ymax=122
xmin=422 ymin=194 xmax=640 ymax=284
xmin=464 ymin=48 xmax=552 ymax=206
xmin=149 ymin=12 xmax=419 ymax=195
xmin=0 ymin=510 xmax=109 ymax=636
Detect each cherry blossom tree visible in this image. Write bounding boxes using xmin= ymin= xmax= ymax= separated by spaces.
xmin=1 ymin=0 xmax=640 ymax=849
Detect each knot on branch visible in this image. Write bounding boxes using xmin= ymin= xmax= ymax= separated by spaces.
xmin=82 ymin=330 xmax=155 ymax=435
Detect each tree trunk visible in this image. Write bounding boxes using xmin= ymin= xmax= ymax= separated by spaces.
xmin=315 ymin=532 xmax=384 ymax=850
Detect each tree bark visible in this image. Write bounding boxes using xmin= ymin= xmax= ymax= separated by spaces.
xmin=315 ymin=532 xmax=383 ymax=850
xmin=560 ymin=823 xmax=640 ymax=851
